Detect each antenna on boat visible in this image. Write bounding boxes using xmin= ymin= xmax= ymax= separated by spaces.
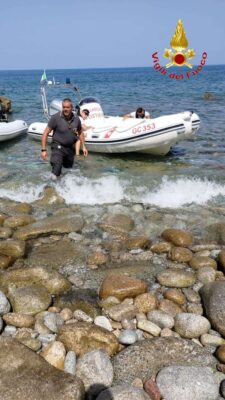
xmin=73 ymin=85 xmax=82 ymax=102
xmin=40 ymin=85 xmax=50 ymax=121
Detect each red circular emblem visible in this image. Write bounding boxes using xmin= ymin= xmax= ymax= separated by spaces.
xmin=174 ymin=53 xmax=185 ymax=65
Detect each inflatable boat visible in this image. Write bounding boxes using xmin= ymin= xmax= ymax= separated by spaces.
xmin=0 ymin=120 xmax=28 ymax=142
xmin=28 ymin=96 xmax=200 ymax=155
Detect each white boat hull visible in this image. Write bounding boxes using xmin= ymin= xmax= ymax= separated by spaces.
xmin=0 ymin=120 xmax=28 ymax=142
xmin=28 ymin=111 xmax=200 ymax=156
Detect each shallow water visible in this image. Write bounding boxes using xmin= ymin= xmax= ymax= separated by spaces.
xmin=1 ymin=66 xmax=225 ymax=232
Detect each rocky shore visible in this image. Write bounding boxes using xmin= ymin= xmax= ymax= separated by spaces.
xmin=1 ymin=187 xmax=225 ymax=399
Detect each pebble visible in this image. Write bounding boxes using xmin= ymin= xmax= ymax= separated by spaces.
xmin=134 ymin=293 xmax=158 ymax=313
xmin=107 ymin=302 xmax=138 ymax=322
xmin=197 ymin=266 xmax=216 ymax=284
xmin=0 ymin=290 xmax=11 ymax=315
xmin=64 ymin=351 xmax=76 ymax=375
xmin=121 ymin=318 xmax=136 ymax=330
xmin=59 ymin=308 xmax=73 ymax=321
xmin=73 ymin=309 xmax=93 ymax=323
xmin=3 ymin=325 xmax=17 ymax=336
xmin=182 ymin=288 xmax=201 ymax=303
xmin=174 ymin=313 xmax=211 ymax=338
xmin=43 ymin=312 xmax=64 ymax=333
xmin=201 ymin=333 xmax=225 ymax=347
xmin=118 ymin=329 xmax=138 ymax=345
xmin=157 ymin=269 xmax=196 ymax=288
xmin=137 ymin=320 xmax=161 ymax=336
xmin=164 ymin=288 xmax=186 ymax=305
xmin=147 ymin=310 xmax=174 ymax=329
xmin=216 ymin=345 xmax=225 ymax=363
xmin=38 ymin=333 xmax=56 ymax=344
xmin=94 ymin=316 xmax=113 ymax=331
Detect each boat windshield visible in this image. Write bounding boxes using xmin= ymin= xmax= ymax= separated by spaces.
xmin=79 ymin=97 xmax=100 ymax=106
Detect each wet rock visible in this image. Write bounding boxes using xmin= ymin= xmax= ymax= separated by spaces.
xmin=8 ymin=285 xmax=52 ymax=315
xmin=99 ymin=273 xmax=147 ymax=300
xmin=189 ymin=256 xmax=217 ymax=270
xmin=76 ymin=350 xmax=113 ymax=398
xmin=14 ymin=213 xmax=84 ymax=240
xmin=54 ymin=288 xmax=100 ymax=319
xmin=0 ymin=227 xmax=13 ymax=239
xmin=157 ymin=269 xmax=196 ymax=288
xmin=169 ymin=247 xmax=193 ymax=262
xmin=97 ymin=385 xmax=150 ymax=400
xmin=205 ymin=223 xmax=225 ymax=245
xmin=125 ymin=236 xmax=152 ymax=250
xmin=156 ymin=366 xmax=218 ymax=400
xmin=41 ymin=341 xmax=66 ymax=370
xmin=151 ymin=241 xmax=172 ymax=254
xmin=147 ymin=310 xmax=174 ymax=329
xmin=4 ymin=214 xmax=36 ymax=229
xmin=134 ymin=293 xmax=157 ymax=313
xmin=200 ymin=282 xmax=225 ymax=336
xmin=87 ymin=251 xmax=108 ymax=266
xmin=112 ymin=337 xmax=217 ymax=385
xmin=0 ymin=266 xmax=71 ymax=295
xmin=2 ymin=313 xmax=34 ymax=328
xmin=161 ymin=228 xmax=193 ymax=247
xmin=0 ymin=200 xmax=32 ymax=216
xmin=57 ymin=321 xmax=119 ymax=356
xmin=164 ymin=288 xmax=186 ymax=305
xmin=174 ymin=313 xmax=210 ymax=338
xmin=0 ymin=337 xmax=84 ymax=399
xmin=27 ymin=240 xmax=86 ymax=269
xmin=0 ymin=239 xmax=26 ymax=258
xmin=0 ymin=255 xmax=13 ymax=270
xmin=99 ymin=213 xmax=134 ymax=235
xmin=33 ymin=186 xmax=65 ymax=206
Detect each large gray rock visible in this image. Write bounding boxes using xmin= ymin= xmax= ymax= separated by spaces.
xmin=200 ymin=282 xmax=225 ymax=336
xmin=0 ymin=266 xmax=71 ymax=295
xmin=0 ymin=337 xmax=84 ymax=400
xmin=156 ymin=366 xmax=218 ymax=400
xmin=0 ymin=239 xmax=26 ymax=258
xmin=112 ymin=337 xmax=217 ymax=385
xmin=97 ymin=385 xmax=150 ymax=400
xmin=76 ymin=350 xmax=113 ymax=398
xmin=13 ymin=214 xmax=84 ymax=240
xmin=7 ymin=285 xmax=52 ymax=315
xmin=174 ymin=313 xmax=211 ymax=338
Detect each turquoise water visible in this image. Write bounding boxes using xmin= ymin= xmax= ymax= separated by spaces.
xmin=0 ymin=66 xmax=225 ymax=211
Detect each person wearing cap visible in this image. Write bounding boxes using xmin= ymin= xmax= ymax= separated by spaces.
xmin=41 ymin=98 xmax=88 ymax=179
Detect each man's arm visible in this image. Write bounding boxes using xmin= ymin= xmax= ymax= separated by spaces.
xmin=41 ymin=126 xmax=52 ymax=160
xmin=79 ymin=130 xmax=88 ymax=157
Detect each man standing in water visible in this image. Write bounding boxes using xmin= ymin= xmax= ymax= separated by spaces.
xmin=41 ymin=98 xmax=88 ymax=179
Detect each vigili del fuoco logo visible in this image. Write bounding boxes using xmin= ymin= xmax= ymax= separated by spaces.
xmin=152 ymin=19 xmax=207 ymax=80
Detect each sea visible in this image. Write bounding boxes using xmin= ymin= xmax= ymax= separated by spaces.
xmin=0 ymin=65 xmax=225 ymax=237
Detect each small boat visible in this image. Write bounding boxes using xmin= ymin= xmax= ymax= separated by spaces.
xmin=28 ymin=96 xmax=200 ymax=156
xmin=0 ymin=120 xmax=28 ymax=142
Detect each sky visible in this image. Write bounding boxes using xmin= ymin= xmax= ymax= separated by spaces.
xmin=0 ymin=0 xmax=225 ymax=70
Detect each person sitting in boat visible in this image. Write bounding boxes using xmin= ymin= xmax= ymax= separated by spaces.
xmin=0 ymin=101 xmax=8 ymax=122
xmin=75 ymin=109 xmax=92 ymax=156
xmin=123 ymin=107 xmax=150 ymax=119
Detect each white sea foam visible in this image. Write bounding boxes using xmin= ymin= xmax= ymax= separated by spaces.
xmin=0 ymin=175 xmax=225 ymax=208
xmin=141 ymin=177 xmax=225 ymax=208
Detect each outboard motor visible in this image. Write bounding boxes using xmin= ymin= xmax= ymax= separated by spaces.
xmin=78 ymin=97 xmax=104 ymax=119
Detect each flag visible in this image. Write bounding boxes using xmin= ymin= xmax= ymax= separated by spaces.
xmin=40 ymin=70 xmax=47 ymax=84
